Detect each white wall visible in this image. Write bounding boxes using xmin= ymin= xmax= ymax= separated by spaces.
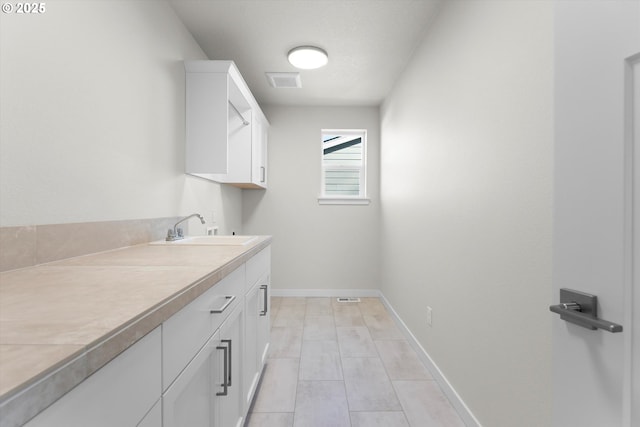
xmin=242 ymin=106 xmax=380 ymax=292
xmin=380 ymin=1 xmax=553 ymax=426
xmin=0 ymin=1 xmax=242 ymax=234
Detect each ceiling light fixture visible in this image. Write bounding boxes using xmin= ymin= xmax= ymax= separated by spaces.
xmin=287 ymin=46 xmax=328 ymax=70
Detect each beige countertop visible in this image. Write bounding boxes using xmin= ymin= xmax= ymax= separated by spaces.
xmin=0 ymin=236 xmax=272 ymax=426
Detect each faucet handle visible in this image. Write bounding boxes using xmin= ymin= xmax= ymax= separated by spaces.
xmin=165 ymin=228 xmax=175 ymax=241
xmin=176 ymin=227 xmax=184 ymax=237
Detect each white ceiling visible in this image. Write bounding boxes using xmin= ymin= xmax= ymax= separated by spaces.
xmin=170 ymin=0 xmax=443 ymax=107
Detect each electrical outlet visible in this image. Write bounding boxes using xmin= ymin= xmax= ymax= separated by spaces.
xmin=427 ymin=306 xmax=433 ymax=327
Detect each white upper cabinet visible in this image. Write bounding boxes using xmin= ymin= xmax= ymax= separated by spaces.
xmin=185 ymin=60 xmax=269 ymax=189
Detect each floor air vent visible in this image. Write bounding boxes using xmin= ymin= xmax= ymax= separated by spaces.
xmin=336 ymin=297 xmax=361 ymax=303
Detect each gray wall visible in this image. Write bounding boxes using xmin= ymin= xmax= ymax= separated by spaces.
xmin=379 ymin=1 xmax=553 ymax=425
xmin=0 ymin=1 xmax=242 ymax=235
xmin=242 ymin=106 xmax=380 ymax=293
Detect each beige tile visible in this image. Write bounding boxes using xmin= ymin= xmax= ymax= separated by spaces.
xmin=332 ymin=300 xmax=362 ymax=312
xmin=303 ymin=315 xmax=336 ymax=341
xmin=300 ymin=340 xmax=342 ymax=381
xmin=0 ymin=344 xmax=84 ymax=397
xmin=331 ymin=297 xmax=361 ymax=309
xmin=350 ymin=411 xmax=410 ymax=427
xmin=358 ymin=298 xmax=388 ymax=316
xmin=333 ymin=304 xmax=365 ymax=327
xmin=252 ymin=359 xmax=300 ymax=413
xmin=273 ymin=304 xmax=305 ymax=328
xmin=0 ymin=344 xmax=88 ymax=427
xmin=362 ymin=307 xmax=393 ymax=321
xmin=0 ymin=266 xmax=211 ymax=344
xmin=293 ymin=381 xmax=350 ymax=427
xmin=270 ymin=297 xmax=284 ymax=311
xmin=279 ymin=297 xmax=307 ymax=306
xmin=245 ymin=412 xmax=294 ymax=427
xmin=0 ymin=226 xmax=37 ymax=272
xmin=342 ymin=358 xmax=402 ymax=411
xmin=305 ymin=297 xmax=333 ymax=316
xmin=375 ymin=340 xmax=432 ymax=380
xmin=363 ymin=314 xmax=404 ymax=340
xmin=336 ymin=326 xmax=378 ymax=358
xmin=34 ymin=217 xmax=180 ymax=265
xmin=393 ymin=380 xmax=465 ymax=427
xmin=269 ymin=326 xmax=303 ymax=359
xmin=270 ymin=306 xmax=280 ymax=322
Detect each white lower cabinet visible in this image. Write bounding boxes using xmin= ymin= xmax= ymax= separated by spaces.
xmin=22 ymin=246 xmax=270 ymax=427
xmin=162 ymin=302 xmax=245 ymax=427
xmin=244 ymin=274 xmax=270 ymax=410
xmin=243 ymin=247 xmax=271 ymax=411
xmin=217 ymin=303 xmax=245 ymax=427
xmin=137 ymin=400 xmax=161 ymax=427
xmin=243 ymin=281 xmax=260 ymax=408
xmin=162 ymin=248 xmax=269 ymax=427
xmin=162 ymin=330 xmax=220 ymax=427
xmin=256 ymin=274 xmax=271 ymax=368
xmin=25 ymin=327 xmax=162 ymax=427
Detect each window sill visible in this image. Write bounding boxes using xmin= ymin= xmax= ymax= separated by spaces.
xmin=317 ymin=197 xmax=370 ymax=206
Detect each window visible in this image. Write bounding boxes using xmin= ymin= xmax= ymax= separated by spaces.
xmin=319 ymin=129 xmax=369 ymax=205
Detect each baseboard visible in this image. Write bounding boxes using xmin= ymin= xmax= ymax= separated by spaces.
xmin=270 ymin=288 xmax=382 ymax=298
xmin=270 ymin=288 xmax=481 ymax=426
xmin=378 ymin=294 xmax=482 ymax=427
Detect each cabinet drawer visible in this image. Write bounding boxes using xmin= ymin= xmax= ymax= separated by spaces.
xmin=25 ymin=327 xmax=161 ymax=427
xmin=245 ymin=246 xmax=270 ymax=291
xmin=162 ymin=266 xmax=244 ymax=391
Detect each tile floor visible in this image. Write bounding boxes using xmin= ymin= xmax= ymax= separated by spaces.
xmin=245 ymin=297 xmax=465 ymax=427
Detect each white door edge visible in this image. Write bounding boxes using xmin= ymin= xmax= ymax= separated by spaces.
xmin=624 ymin=51 xmax=640 ymax=427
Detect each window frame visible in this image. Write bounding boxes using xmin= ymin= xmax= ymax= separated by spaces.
xmin=318 ymin=129 xmax=370 ymax=205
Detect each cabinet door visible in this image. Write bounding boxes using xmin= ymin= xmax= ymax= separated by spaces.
xmin=256 ymin=275 xmax=271 ymax=368
xmin=251 ymin=116 xmax=268 ymax=188
xmin=25 ymin=328 xmax=161 ymax=427
xmin=137 ymin=400 xmax=161 ymax=427
xmin=162 ymin=330 xmax=220 ymax=427
xmin=186 ymin=71 xmax=229 ymax=175
xmin=163 ymin=266 xmax=244 ymax=391
xmin=217 ymin=303 xmax=245 ymax=427
xmin=243 ymin=283 xmax=260 ymax=410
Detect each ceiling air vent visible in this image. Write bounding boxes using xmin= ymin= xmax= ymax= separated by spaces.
xmin=266 ymin=72 xmax=302 ymax=89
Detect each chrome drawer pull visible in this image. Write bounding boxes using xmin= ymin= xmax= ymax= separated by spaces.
xmin=216 ymin=344 xmax=228 ymax=396
xmin=221 ymin=339 xmax=232 ymax=386
xmin=259 ymin=284 xmax=268 ymax=316
xmin=210 ymin=296 xmax=236 ymax=314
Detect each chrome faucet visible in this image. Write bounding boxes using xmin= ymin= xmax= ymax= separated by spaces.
xmin=166 ymin=213 xmax=206 ymax=241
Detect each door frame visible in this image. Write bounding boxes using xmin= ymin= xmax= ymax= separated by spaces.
xmin=623 ymin=51 xmax=640 ymax=427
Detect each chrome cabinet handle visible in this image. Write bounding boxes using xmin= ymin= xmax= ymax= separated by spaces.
xmin=549 ymin=288 xmax=623 ymax=333
xmin=260 ymin=166 xmax=266 ymax=183
xmin=216 ymin=343 xmax=228 ymax=396
xmin=221 ymin=339 xmax=232 ymax=386
xmin=210 ymin=296 xmax=236 ymax=314
xmin=260 ymin=284 xmax=268 ymax=316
